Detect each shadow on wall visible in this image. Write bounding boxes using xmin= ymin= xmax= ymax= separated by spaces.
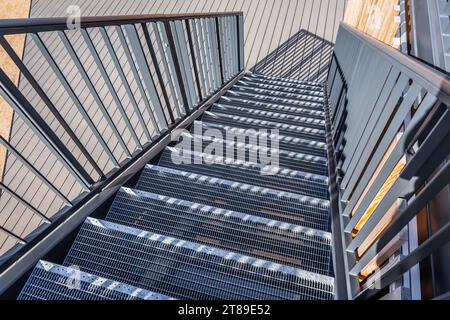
xmin=251 ymin=29 xmax=334 ymax=83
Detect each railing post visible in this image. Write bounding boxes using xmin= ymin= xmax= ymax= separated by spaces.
xmin=141 ymin=23 xmax=175 ymax=125
xmin=163 ymin=20 xmax=191 ymax=115
xmin=236 ymin=15 xmax=241 ymax=71
xmin=185 ymin=19 xmax=203 ymax=102
xmin=215 ymin=17 xmax=225 ymax=85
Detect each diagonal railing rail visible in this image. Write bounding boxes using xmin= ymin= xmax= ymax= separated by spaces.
xmin=0 ymin=12 xmax=245 ymax=287
xmin=327 ymin=23 xmax=450 ymax=300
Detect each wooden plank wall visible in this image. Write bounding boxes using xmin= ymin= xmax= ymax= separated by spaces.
xmin=0 ymin=1 xmax=31 ymax=255
xmin=0 ymin=0 xmax=348 ymax=257
xmin=0 ymin=1 xmax=31 ymax=180
xmin=344 ymin=0 xmax=401 ymax=48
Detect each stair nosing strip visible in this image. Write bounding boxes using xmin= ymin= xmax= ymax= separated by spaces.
xmin=84 ymin=217 xmax=335 ymax=286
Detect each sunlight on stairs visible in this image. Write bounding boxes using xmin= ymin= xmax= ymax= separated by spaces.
xmin=18 ymin=73 xmax=335 ymax=300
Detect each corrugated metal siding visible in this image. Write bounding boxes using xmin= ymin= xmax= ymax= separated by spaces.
xmin=0 ymin=0 xmax=347 ymax=255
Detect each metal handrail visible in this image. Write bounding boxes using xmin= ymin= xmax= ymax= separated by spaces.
xmin=328 ymin=23 xmax=450 ymax=300
xmin=0 ymin=12 xmax=245 ymax=283
xmin=0 ymin=12 xmax=243 ymax=34
xmin=340 ymin=23 xmax=450 ymax=108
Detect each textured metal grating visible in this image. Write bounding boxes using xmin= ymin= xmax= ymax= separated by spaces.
xmin=107 ymin=187 xmax=333 ymax=275
xmin=225 ymin=89 xmax=323 ymax=110
xmin=64 ymin=218 xmax=334 ymax=300
xmin=158 ymin=148 xmax=329 ymax=200
xmin=246 ymin=74 xmax=325 ymax=89
xmin=211 ymin=103 xmax=325 ymax=130
xmin=197 ymin=121 xmax=327 ymax=157
xmin=18 ymin=260 xmax=174 ymax=300
xmin=235 ymin=80 xmax=325 ymax=97
xmin=183 ymin=133 xmax=328 ymax=176
xmin=219 ymin=96 xmax=325 ymax=119
xmin=202 ymin=111 xmax=326 ymax=142
xmin=137 ymin=165 xmax=329 ymax=230
xmin=231 ymin=85 xmax=324 ymax=104
xmin=241 ymin=76 xmax=324 ymax=93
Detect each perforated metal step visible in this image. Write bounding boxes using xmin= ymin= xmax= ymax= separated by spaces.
xmin=179 ymin=133 xmax=327 ymax=175
xmin=107 ymin=187 xmax=332 ymax=275
xmin=63 ymin=218 xmax=335 ymax=300
xmin=236 ymin=80 xmax=324 ymax=97
xmin=218 ymin=96 xmax=325 ymax=119
xmin=226 ymin=90 xmax=323 ymax=110
xmin=196 ymin=121 xmax=327 ymax=157
xmin=202 ymin=111 xmax=326 ymax=142
xmin=18 ymin=260 xmax=174 ymax=300
xmin=232 ymin=85 xmax=324 ymax=104
xmin=241 ymin=77 xmax=324 ymax=94
xmin=244 ymin=74 xmax=324 ymax=91
xmin=211 ymin=103 xmax=325 ymax=130
xmin=157 ymin=149 xmax=329 ymax=200
xmin=137 ymin=164 xmax=329 ymax=229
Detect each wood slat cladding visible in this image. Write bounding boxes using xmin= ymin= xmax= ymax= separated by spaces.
xmin=344 ymin=0 xmax=401 ymax=48
xmin=0 ymin=0 xmax=31 ymax=256
xmin=0 ymin=0 xmax=347 ymax=256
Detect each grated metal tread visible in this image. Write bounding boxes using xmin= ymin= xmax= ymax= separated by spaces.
xmin=247 ymin=74 xmax=324 ymax=88
xmin=243 ymin=76 xmax=324 ymax=91
xmin=218 ymin=96 xmax=325 ymax=119
xmin=241 ymin=77 xmax=324 ymax=93
xmin=211 ymin=104 xmax=325 ymax=130
xmin=181 ymin=133 xmax=328 ymax=176
xmin=236 ymin=80 xmax=324 ymax=97
xmin=196 ymin=121 xmax=327 ymax=157
xmin=202 ymin=112 xmax=326 ymax=142
xmin=106 ymin=187 xmax=333 ymax=275
xmin=232 ymin=85 xmax=324 ymax=104
xmin=63 ymin=218 xmax=335 ymax=300
xmin=137 ymin=165 xmax=330 ymax=230
xmin=18 ymin=260 xmax=174 ymax=300
xmin=157 ymin=149 xmax=329 ymax=200
xmin=226 ymin=90 xmax=323 ymax=110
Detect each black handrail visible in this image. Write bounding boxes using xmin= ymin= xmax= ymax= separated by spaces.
xmin=328 ymin=22 xmax=450 ymax=300
xmin=0 ymin=12 xmax=245 ymax=286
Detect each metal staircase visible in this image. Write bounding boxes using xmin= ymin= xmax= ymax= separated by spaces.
xmin=18 ymin=73 xmax=335 ymax=300
xmin=2 ymin=11 xmax=450 ymax=301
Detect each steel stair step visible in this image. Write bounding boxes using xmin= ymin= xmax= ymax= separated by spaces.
xmin=63 ymin=217 xmax=335 ymax=300
xmin=242 ymin=76 xmax=324 ymax=93
xmin=218 ymin=96 xmax=325 ymax=119
xmin=232 ymin=85 xmax=324 ymax=104
xmin=158 ymin=148 xmax=329 ymax=198
xmin=202 ymin=111 xmax=326 ymax=142
xmin=180 ymin=133 xmax=328 ymax=175
xmin=107 ymin=187 xmax=333 ymax=275
xmin=236 ymin=80 xmax=324 ymax=97
xmin=195 ymin=121 xmax=327 ymax=157
xmin=211 ymin=103 xmax=325 ymax=130
xmin=245 ymin=74 xmax=323 ymax=90
xmin=137 ymin=164 xmax=330 ymax=229
xmin=226 ymin=90 xmax=323 ymax=110
xmin=18 ymin=260 xmax=174 ymax=300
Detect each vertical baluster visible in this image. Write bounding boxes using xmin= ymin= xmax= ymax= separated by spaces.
xmin=124 ymin=24 xmax=171 ymax=128
xmin=81 ymin=28 xmax=142 ymax=152
xmin=58 ymin=31 xmax=127 ymax=163
xmin=163 ymin=20 xmax=191 ymax=116
xmin=185 ymin=19 xmax=203 ymax=102
xmin=140 ymin=23 xmax=174 ymax=126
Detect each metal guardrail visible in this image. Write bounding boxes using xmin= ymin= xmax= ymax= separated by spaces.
xmin=0 ymin=12 xmax=244 ymax=273
xmin=327 ymin=23 xmax=450 ymax=300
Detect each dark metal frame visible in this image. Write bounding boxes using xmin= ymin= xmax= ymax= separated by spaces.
xmin=327 ymin=23 xmax=450 ymax=300
xmin=0 ymin=12 xmax=244 ymax=294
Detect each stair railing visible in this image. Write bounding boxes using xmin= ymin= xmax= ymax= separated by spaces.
xmin=0 ymin=12 xmax=245 ymax=292
xmin=327 ymin=22 xmax=450 ymax=300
